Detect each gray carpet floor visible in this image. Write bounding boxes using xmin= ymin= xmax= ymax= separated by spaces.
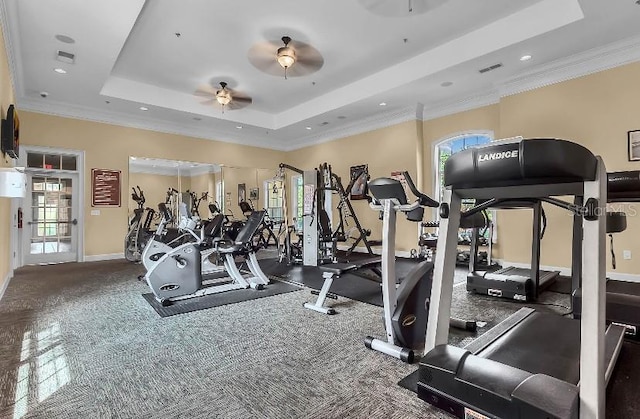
xmin=0 ymin=259 xmax=569 ymax=419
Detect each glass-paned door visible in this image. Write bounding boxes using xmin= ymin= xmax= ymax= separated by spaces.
xmin=264 ymin=180 xmax=283 ymax=221
xmin=23 ymin=173 xmax=79 ymax=264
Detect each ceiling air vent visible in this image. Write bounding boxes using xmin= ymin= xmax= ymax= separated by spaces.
xmin=479 ymin=63 xmax=502 ymax=74
xmin=56 ymin=50 xmax=75 ymax=64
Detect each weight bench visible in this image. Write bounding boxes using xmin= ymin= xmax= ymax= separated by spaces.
xmin=303 ymin=257 xmax=382 ymax=314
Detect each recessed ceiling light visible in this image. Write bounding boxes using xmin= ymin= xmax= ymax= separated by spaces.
xmin=193 ymin=117 xmax=202 ymax=121
xmin=305 ymin=126 xmax=312 ymax=130
xmin=54 ymin=68 xmax=67 ymax=74
xmin=55 ymin=34 xmax=75 ymax=44
xmin=139 ymin=106 xmax=149 ymax=111
xmin=105 ymin=100 xmax=110 ymax=104
xmin=441 ymin=81 xmax=453 ymax=87
xmin=236 ymin=125 xmax=242 ymax=129
xmin=379 ymin=102 xmax=387 ymax=106
xmin=520 ymin=55 xmax=532 ymax=61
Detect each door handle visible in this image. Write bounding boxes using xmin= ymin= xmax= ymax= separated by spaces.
xmin=72 ymin=219 xmax=78 ymax=225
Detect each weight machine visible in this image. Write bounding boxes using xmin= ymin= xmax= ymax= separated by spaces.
xmin=276 ymin=162 xmax=377 ymax=266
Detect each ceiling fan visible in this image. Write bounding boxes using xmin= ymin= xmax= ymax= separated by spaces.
xmin=194 ymin=81 xmax=252 ymax=113
xmin=248 ymin=36 xmax=324 ymax=79
xmin=358 ymin=0 xmax=447 ymax=17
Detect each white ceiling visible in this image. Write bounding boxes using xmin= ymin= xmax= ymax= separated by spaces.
xmin=3 ymin=0 xmax=640 ymax=151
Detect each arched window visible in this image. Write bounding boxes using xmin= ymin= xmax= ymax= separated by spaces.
xmin=433 ymin=132 xmax=493 ymax=203
xmin=433 ymin=132 xmax=494 ymax=244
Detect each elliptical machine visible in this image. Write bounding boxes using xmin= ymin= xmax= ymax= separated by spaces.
xmin=125 ymin=186 xmax=156 ymax=262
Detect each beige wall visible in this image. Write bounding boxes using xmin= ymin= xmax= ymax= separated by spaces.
xmin=4 ymin=42 xmax=640 ymax=277
xmin=20 ymin=111 xmax=286 ymax=257
xmin=496 ymin=63 xmax=640 ymax=273
xmin=0 ymin=23 xmax=15 ymax=290
xmin=287 ymin=120 xmax=423 ymax=252
xmin=221 ymin=166 xmax=278 ymax=219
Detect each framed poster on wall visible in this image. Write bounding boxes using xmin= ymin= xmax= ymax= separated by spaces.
xmin=238 ymin=183 xmax=246 ymax=204
xmin=91 ymin=169 xmax=121 ymax=207
xmin=629 ymin=130 xmax=640 ymax=161
xmin=349 ymin=164 xmax=369 ymax=200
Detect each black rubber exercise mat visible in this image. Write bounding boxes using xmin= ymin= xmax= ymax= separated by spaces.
xmin=142 ymin=280 xmax=302 ymax=317
xmin=259 ymin=257 xmax=424 ymax=307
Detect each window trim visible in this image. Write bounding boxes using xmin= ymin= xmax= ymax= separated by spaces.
xmin=431 ymin=130 xmax=494 ymax=208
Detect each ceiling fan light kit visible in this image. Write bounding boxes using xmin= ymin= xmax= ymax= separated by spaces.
xmin=215 ymin=82 xmax=232 ymax=106
xmin=276 ymin=36 xmax=296 ymax=79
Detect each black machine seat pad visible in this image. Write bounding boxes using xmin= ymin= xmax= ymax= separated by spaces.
xmin=319 ymin=257 xmax=382 ymax=276
xmin=445 ymin=138 xmax=597 ymax=189
xmin=217 ymin=210 xmax=266 ymax=254
xmin=480 ymin=312 xmax=581 ymax=384
xmin=608 ymin=171 xmax=640 ymax=202
xmin=203 ymin=214 xmax=225 ymax=238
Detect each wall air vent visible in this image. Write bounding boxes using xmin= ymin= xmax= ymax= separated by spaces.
xmin=56 ymin=50 xmax=75 ymax=64
xmin=479 ymin=63 xmax=503 ymax=74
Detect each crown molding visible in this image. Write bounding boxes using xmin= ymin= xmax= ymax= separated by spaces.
xmin=0 ymin=0 xmax=24 ymax=99
xmin=500 ymin=34 xmax=640 ymax=97
xmin=17 ymin=97 xmax=289 ymax=151
xmin=422 ymin=90 xmax=500 ymax=121
xmin=283 ymin=106 xmax=417 ymax=151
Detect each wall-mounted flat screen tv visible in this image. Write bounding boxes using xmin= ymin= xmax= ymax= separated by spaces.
xmin=1 ymin=104 xmax=19 ymax=159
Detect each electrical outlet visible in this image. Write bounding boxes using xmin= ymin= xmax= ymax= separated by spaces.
xmin=91 ymin=209 xmax=100 ymax=216
xmin=623 ymin=250 xmax=632 ymax=260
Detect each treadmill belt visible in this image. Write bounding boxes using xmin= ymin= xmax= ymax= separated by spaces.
xmin=479 ymin=312 xmax=581 ymax=384
xmin=607 ymin=280 xmax=640 ymax=296
xmin=400 ymin=340 xmax=640 ymax=419
xmin=485 ymin=266 xmax=559 ymax=284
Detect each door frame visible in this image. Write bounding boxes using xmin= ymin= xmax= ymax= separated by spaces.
xmin=18 ymin=146 xmax=85 ymax=266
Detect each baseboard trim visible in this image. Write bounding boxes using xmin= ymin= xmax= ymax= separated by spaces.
xmin=336 ymin=244 xmax=412 ymax=259
xmin=0 ymin=270 xmax=13 ymax=301
xmin=498 ymin=260 xmax=640 ymax=283
xmin=84 ymin=253 xmax=125 ymax=262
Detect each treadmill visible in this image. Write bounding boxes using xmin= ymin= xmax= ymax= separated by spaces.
xmin=418 ymin=138 xmax=625 ymax=418
xmin=573 ymin=171 xmax=640 ymax=339
xmin=466 ymin=199 xmax=560 ymax=301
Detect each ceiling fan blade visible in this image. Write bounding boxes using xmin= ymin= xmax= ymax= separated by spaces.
xmin=194 ymin=89 xmax=215 ymax=98
xmin=232 ymin=95 xmax=252 ymax=104
xmin=247 ymin=41 xmax=285 ymax=76
xmin=226 ymin=102 xmax=247 ymax=111
xmin=199 ymin=98 xmax=216 ymax=106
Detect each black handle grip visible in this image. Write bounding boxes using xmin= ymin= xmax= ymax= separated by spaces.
xmin=401 ymin=171 xmax=439 ymax=208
